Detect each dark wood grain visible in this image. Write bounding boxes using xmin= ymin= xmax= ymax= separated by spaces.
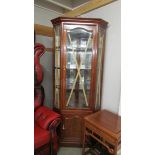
xmin=82 ymin=110 xmax=121 ymax=155
xmin=51 ymin=17 xmax=107 ymax=146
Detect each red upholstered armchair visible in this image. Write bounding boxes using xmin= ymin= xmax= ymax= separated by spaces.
xmin=34 ymin=43 xmax=61 ymax=155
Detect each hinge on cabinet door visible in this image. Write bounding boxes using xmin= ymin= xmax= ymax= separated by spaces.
xmin=62 ymin=123 xmax=65 ymax=130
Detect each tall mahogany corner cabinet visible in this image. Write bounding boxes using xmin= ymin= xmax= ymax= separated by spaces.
xmin=51 ymin=17 xmax=108 ymax=147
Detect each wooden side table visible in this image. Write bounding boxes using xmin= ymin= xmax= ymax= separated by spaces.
xmin=82 ymin=110 xmax=121 ymax=155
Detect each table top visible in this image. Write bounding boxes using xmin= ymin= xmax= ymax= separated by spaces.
xmin=84 ymin=110 xmax=121 ymax=136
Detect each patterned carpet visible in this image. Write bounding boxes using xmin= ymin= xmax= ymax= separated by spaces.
xmin=58 ymin=147 xmax=121 ymax=155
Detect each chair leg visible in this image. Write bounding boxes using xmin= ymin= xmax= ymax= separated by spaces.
xmin=49 ymin=118 xmax=61 ymax=155
xmin=51 ymin=128 xmax=58 ymax=155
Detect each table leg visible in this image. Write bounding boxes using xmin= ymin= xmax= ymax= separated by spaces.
xmin=113 ymin=143 xmax=118 ymax=155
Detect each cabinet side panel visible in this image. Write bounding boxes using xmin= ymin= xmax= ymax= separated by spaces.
xmin=95 ymin=26 xmax=106 ymax=111
xmin=53 ymin=25 xmax=61 ymax=109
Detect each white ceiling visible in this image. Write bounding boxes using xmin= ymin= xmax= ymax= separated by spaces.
xmin=34 ymin=0 xmax=90 ymax=14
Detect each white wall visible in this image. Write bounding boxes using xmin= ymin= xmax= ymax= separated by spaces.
xmin=81 ymin=1 xmax=121 ymax=114
xmin=34 ymin=5 xmax=61 ymax=26
xmin=34 ymin=6 xmax=61 ymax=107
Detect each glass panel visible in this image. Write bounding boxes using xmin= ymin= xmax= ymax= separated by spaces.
xmin=54 ymin=25 xmax=60 ymax=109
xmin=95 ymin=27 xmax=105 ymax=110
xmin=65 ymin=28 xmax=93 ymax=109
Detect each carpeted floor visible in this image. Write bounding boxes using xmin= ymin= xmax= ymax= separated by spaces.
xmin=58 ymin=147 xmax=82 ymax=155
xmin=58 ymin=147 xmax=121 ymax=155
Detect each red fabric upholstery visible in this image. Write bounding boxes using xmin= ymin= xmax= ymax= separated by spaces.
xmin=34 ymin=124 xmax=50 ymax=149
xmin=34 ymin=108 xmax=61 ymax=154
xmin=34 ymin=86 xmax=44 ymax=110
xmin=34 ymin=43 xmax=61 ymax=155
xmin=35 ymin=106 xmax=60 ymax=130
xmin=36 ymin=147 xmax=50 ymax=155
xmin=34 ymin=43 xmax=45 ymax=86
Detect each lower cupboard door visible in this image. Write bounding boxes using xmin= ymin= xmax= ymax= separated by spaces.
xmin=60 ymin=114 xmax=83 ymax=146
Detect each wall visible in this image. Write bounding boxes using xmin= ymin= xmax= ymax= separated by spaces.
xmin=81 ymin=0 xmax=121 ymax=114
xmin=34 ymin=5 xmax=62 ymax=26
xmin=35 ymin=6 xmax=61 ymax=108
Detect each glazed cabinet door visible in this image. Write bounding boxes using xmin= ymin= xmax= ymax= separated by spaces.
xmin=62 ymin=24 xmax=97 ymax=110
